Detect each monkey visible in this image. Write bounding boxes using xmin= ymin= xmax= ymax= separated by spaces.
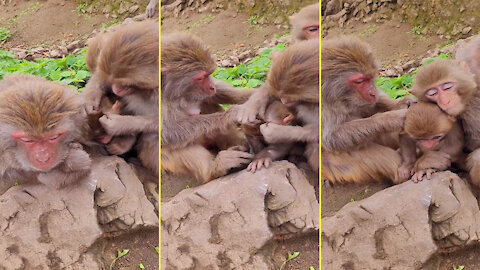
xmin=161 ymin=32 xmax=255 ymax=183
xmin=289 ymin=3 xmax=319 ymax=42
xmin=0 ymin=74 xmax=91 ymax=190
xmin=257 ymin=38 xmax=319 ymax=172
xmin=244 ymin=99 xmax=296 ymax=172
xmin=82 ymin=20 xmax=159 ymax=174
xmin=409 ymin=59 xmax=480 ymax=185
xmin=398 ymin=101 xmax=466 ymax=182
xmin=146 ymin=0 xmax=158 ymax=18
xmin=320 ymin=37 xmax=413 ymax=184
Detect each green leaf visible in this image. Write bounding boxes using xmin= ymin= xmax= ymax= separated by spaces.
xmin=155 ymin=246 xmax=159 ymax=254
xmin=139 ymin=263 xmax=145 ymax=269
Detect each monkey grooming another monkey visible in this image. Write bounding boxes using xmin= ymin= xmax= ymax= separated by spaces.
xmin=244 ymin=99 xmax=296 ymax=172
xmin=398 ymin=102 xmax=465 ymax=183
xmin=161 ymin=32 xmax=254 ymax=183
xmin=409 ymin=59 xmax=480 ymax=185
xmin=82 ymin=20 xmax=159 ymax=174
xmin=0 ymin=74 xmax=91 ymax=189
xmin=321 ymin=37 xmax=412 ymax=184
xmin=290 ymin=3 xmax=319 ymax=42
xmin=258 ymin=39 xmax=319 ymax=172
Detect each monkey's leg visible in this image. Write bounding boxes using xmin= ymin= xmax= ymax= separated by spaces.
xmin=107 ymin=135 xmax=137 ymax=155
xmin=210 ymin=124 xmax=246 ymax=150
xmin=467 ymin=149 xmax=480 ymax=187
xmin=305 ymin=142 xmax=319 ymax=172
xmin=322 ymin=144 xmax=401 ymax=184
xmin=137 ymin=133 xmax=159 ymax=175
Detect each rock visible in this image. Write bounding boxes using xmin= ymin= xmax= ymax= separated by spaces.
xmin=66 ymin=40 xmax=82 ymax=51
xmin=11 ymin=48 xmax=28 ymax=59
xmin=385 ymin=69 xmax=397 ymax=77
xmin=220 ymin=59 xmax=234 ymax=67
xmin=229 ymin=56 xmax=240 ymax=66
xmin=322 ymin=171 xmax=480 ymax=269
xmin=49 ymin=49 xmax=62 ymax=58
xmin=102 ymin=5 xmax=111 ymax=13
xmin=325 ymin=0 xmax=341 ymax=16
xmin=462 ymin=26 xmax=472 ymax=35
xmin=161 ymin=161 xmax=319 ymax=270
xmin=402 ymin=60 xmax=416 ymax=71
xmin=58 ymin=46 xmax=68 ymax=55
xmin=238 ymin=50 xmax=252 ymax=60
xmin=93 ymin=156 xmax=158 ymax=232
xmin=129 ymin=5 xmax=139 ymax=13
xmin=0 ymin=174 xmax=102 ymax=269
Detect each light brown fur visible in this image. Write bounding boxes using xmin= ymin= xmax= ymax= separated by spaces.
xmin=289 ymin=3 xmax=319 ymax=41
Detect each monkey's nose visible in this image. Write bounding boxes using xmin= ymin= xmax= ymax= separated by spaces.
xmin=35 ymin=151 xmax=50 ymax=163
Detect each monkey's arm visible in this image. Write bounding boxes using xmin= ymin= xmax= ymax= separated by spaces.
xmin=99 ymin=114 xmax=158 ymax=135
xmin=376 ymin=94 xmax=417 ymax=111
xmin=260 ymin=123 xmax=319 ymax=144
xmin=397 ymin=134 xmax=417 ymax=181
xmin=206 ymin=78 xmax=254 ymax=104
xmin=146 ymin=0 xmax=158 ymax=17
xmin=233 ymin=86 xmax=269 ymax=124
xmin=82 ymin=74 xmax=109 ymax=114
xmin=414 ymin=151 xmax=451 ymax=171
xmin=322 ymin=108 xmax=407 ymax=151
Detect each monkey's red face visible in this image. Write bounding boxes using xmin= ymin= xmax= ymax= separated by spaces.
xmin=12 ymin=130 xmax=66 ymax=171
xmin=302 ymin=24 xmax=319 ymax=40
xmin=424 ymin=81 xmax=465 ymax=116
xmin=348 ymin=73 xmax=377 ymax=104
xmin=193 ymin=71 xmax=215 ymax=96
xmin=417 ymin=134 xmax=445 ymax=149
xmin=112 ymin=84 xmax=134 ymax=97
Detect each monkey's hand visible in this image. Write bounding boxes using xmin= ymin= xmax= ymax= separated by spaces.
xmin=410 ymin=168 xmax=438 ymax=183
xmin=395 ymin=95 xmax=417 ymax=109
xmin=214 ymin=146 xmax=253 ymax=176
xmin=247 ymin=157 xmax=272 ymax=173
xmin=397 ymin=162 xmax=414 ymax=182
xmin=69 ymin=142 xmax=83 ymax=150
xmin=63 ymin=148 xmax=92 ymax=172
xmin=229 ymin=103 xmax=262 ymax=124
xmin=146 ymin=0 xmax=158 ymax=18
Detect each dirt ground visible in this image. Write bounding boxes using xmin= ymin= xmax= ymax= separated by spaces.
xmin=323 ymin=16 xmax=480 ymax=270
xmin=161 ymin=6 xmax=319 ymax=269
xmin=0 ymin=1 xmax=159 ymax=269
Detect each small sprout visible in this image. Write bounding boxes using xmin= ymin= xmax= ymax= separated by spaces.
xmin=109 ymin=249 xmax=129 ymax=270
xmin=139 ymin=263 xmax=145 ymax=269
xmin=350 ymin=198 xmax=355 ymax=202
xmin=279 ymin=251 xmax=300 ymax=270
xmin=453 ymin=266 xmax=465 ymax=270
xmin=309 ymin=267 xmax=315 ymax=270
xmin=185 ymin=185 xmax=190 ymax=189
xmin=14 ymin=181 xmax=19 ymax=186
xmin=155 ymin=246 xmax=159 ymax=254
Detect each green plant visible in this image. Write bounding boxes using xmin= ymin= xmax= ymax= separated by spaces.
xmin=139 ymin=263 xmax=145 ymax=269
xmin=376 ymin=74 xmax=413 ymax=99
xmin=360 ymin=24 xmax=378 ymax=37
xmin=0 ymin=28 xmax=10 ymax=42
xmin=155 ymin=247 xmax=159 ymax=254
xmin=213 ymin=43 xmax=287 ymax=89
xmin=187 ymin=14 xmax=215 ymax=31
xmin=422 ymin=53 xmax=451 ymax=66
xmin=109 ymin=249 xmax=129 ymax=270
xmin=247 ymin=15 xmax=259 ymax=25
xmin=309 ymin=267 xmax=315 ymax=270
xmin=409 ymin=25 xmax=422 ymax=35
xmin=453 ymin=266 xmax=465 ymax=270
xmin=279 ymin=251 xmax=300 ymax=270
xmin=75 ymin=3 xmax=88 ymax=14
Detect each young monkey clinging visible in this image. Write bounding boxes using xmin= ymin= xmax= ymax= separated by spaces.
xmin=398 ymin=101 xmax=466 ymax=182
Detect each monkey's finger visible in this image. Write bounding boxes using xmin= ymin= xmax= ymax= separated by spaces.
xmin=426 ymin=170 xmax=433 ymax=180
xmin=247 ymin=163 xmax=254 ymax=172
xmin=264 ymin=159 xmax=271 ymax=168
xmin=231 ymin=151 xmax=254 ymax=159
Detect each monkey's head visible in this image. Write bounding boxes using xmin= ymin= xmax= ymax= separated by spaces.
xmin=161 ymin=32 xmax=217 ymax=102
xmin=263 ymin=100 xmax=295 ymax=125
xmin=0 ymin=77 xmax=79 ymax=171
xmin=88 ymin=21 xmax=159 ymax=97
xmin=289 ymin=3 xmax=319 ymax=41
xmin=411 ymin=60 xmax=476 ymax=116
xmin=322 ymin=37 xmax=378 ymax=106
xmin=404 ymin=102 xmax=456 ymax=150
xmin=267 ymin=38 xmax=319 ymax=107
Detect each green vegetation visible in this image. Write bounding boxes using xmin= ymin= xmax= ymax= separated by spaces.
xmin=155 ymin=246 xmax=159 ymax=254
xmin=0 ymin=28 xmax=11 ymax=43
xmin=187 ymin=14 xmax=215 ymax=31
xmin=377 ymin=53 xmax=452 ymax=99
xmin=279 ymin=251 xmax=300 ymax=270
xmin=453 ymin=266 xmax=465 ymax=270
xmin=109 ymin=249 xmax=129 ymax=270
xmin=139 ymin=263 xmax=145 ymax=269
xmin=75 ymin=3 xmax=88 ymax=14
xmin=0 ymin=49 xmax=90 ymax=91
xmin=360 ymin=24 xmax=379 ymax=37
xmin=213 ymin=43 xmax=287 ymax=88
xmin=309 ymin=267 xmax=315 ymax=270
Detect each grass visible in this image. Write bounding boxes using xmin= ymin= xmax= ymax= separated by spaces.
xmin=453 ymin=266 xmax=465 ymax=270
xmin=187 ymin=14 xmax=215 ymax=31
xmin=0 ymin=28 xmax=11 ymax=43
xmin=279 ymin=251 xmax=300 ymax=270
xmin=377 ymin=53 xmax=452 ymax=99
xmin=0 ymin=48 xmax=90 ymax=91
xmin=359 ymin=24 xmax=378 ymax=37
xmin=109 ymin=249 xmax=129 ymax=270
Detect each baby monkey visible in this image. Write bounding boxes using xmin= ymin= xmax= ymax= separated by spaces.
xmin=244 ymin=99 xmax=296 ymax=172
xmin=399 ymin=101 xmax=465 ymax=182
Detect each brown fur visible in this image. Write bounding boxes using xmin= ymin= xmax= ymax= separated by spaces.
xmin=289 ymin=3 xmax=319 ymax=41
xmin=404 ymin=102 xmax=454 ymax=139
xmin=0 ymin=74 xmax=90 ymax=190
xmin=161 ymin=32 xmax=253 ymax=183
xmin=321 ymin=37 xmax=408 ymax=184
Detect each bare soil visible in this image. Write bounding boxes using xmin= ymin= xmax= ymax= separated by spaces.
xmin=0 ymin=1 xmax=159 ymax=269
xmin=324 ymin=17 xmax=480 ymax=270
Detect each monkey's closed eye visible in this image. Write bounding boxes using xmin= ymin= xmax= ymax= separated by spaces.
xmin=306 ymin=26 xmax=319 ymax=32
xmin=20 ymin=138 xmax=34 ymax=143
xmin=426 ymin=89 xmax=438 ymax=96
xmin=442 ymin=82 xmax=453 ymax=90
xmin=49 ymin=135 xmax=60 ymax=141
xmin=354 ymin=79 xmax=364 ymax=84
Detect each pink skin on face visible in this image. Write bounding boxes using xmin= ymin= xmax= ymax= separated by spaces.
xmin=302 ymin=24 xmax=319 ymax=40
xmin=12 ymin=130 xmax=67 ymax=171
xmin=112 ymin=84 xmax=134 ymax=97
xmin=348 ymin=73 xmax=377 ymax=104
xmin=418 ymin=134 xmax=445 ymax=149
xmin=424 ymin=82 xmax=463 ymax=115
xmin=193 ymin=71 xmax=215 ymax=95
xmin=280 ymin=98 xmax=297 ymax=108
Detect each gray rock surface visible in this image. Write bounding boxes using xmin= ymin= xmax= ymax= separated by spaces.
xmin=93 ymin=156 xmax=159 ymax=232
xmin=322 ymin=171 xmax=480 ymax=269
xmin=0 ymin=174 xmax=102 ymax=269
xmin=161 ymin=161 xmax=319 ymax=270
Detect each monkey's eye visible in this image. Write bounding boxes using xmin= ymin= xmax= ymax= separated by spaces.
xmin=306 ymin=26 xmax=319 ymax=32
xmin=49 ymin=134 xmax=60 ymax=141
xmin=20 ymin=138 xmax=34 ymax=143
xmin=442 ymin=82 xmax=453 ymax=90
xmin=432 ymin=135 xmax=443 ymax=140
xmin=426 ymin=89 xmax=438 ymax=96
xmin=354 ymin=79 xmax=364 ymax=84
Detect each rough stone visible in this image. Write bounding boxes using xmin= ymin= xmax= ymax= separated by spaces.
xmin=0 ymin=174 xmax=102 ymax=269
xmin=161 ymin=161 xmax=319 ymax=270
xmin=93 ymin=156 xmax=158 ymax=232
xmin=11 ymin=48 xmax=28 ymax=59
xmin=322 ymin=171 xmax=480 ymax=269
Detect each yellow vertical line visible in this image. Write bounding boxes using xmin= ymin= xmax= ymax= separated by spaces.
xmin=318 ymin=0 xmax=322 ymax=269
xmin=158 ymin=4 xmax=162 ymax=270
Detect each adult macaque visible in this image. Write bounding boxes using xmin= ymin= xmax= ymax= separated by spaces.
xmin=82 ymin=21 xmax=159 ymax=174
xmin=258 ymin=39 xmax=319 ymax=172
xmin=244 ymin=100 xmax=296 ymax=172
xmin=409 ymin=60 xmax=479 ymax=184
xmin=398 ymin=102 xmax=465 ymax=182
xmin=161 ymin=32 xmax=254 ymax=183
xmin=321 ymin=37 xmax=411 ymax=184
xmin=146 ymin=0 xmax=158 ymax=18
xmin=0 ymin=74 xmax=91 ymax=189
xmin=290 ymin=3 xmax=319 ymax=41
